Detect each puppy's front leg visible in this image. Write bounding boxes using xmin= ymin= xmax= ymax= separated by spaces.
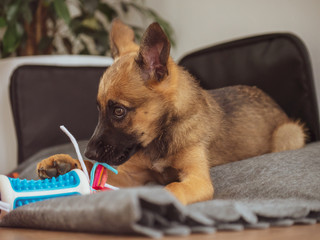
xmin=105 ymin=153 xmax=156 ymax=188
xmin=107 ymin=162 xmax=153 ymax=188
xmin=165 ymin=146 xmax=214 ymax=205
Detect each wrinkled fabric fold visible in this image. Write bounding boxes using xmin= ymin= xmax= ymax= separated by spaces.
xmin=1 ymin=188 xmax=320 ymax=238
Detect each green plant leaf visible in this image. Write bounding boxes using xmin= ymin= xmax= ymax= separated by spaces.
xmin=79 ymin=39 xmax=90 ymax=55
xmin=38 ymin=36 xmax=54 ymax=52
xmin=21 ymin=0 xmax=33 ymax=24
xmin=69 ymin=17 xmax=83 ymax=34
xmin=3 ymin=23 xmax=24 ymax=54
xmin=83 ymin=0 xmax=99 ymax=16
xmin=15 ymin=21 xmax=23 ymax=36
xmin=62 ymin=37 xmax=72 ymax=53
xmin=120 ymin=2 xmax=129 ymax=13
xmin=53 ymin=0 xmax=71 ymax=25
xmin=43 ymin=0 xmax=53 ymax=7
xmin=6 ymin=0 xmax=22 ymax=22
xmin=97 ymin=3 xmax=118 ymax=22
xmin=82 ymin=17 xmax=101 ymax=31
xmin=0 ymin=17 xmax=6 ymax=28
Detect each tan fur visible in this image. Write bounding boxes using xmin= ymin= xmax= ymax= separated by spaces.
xmin=37 ymin=21 xmax=306 ymax=205
xmin=109 ymin=19 xmax=139 ymax=59
xmin=271 ymin=121 xmax=306 ymax=152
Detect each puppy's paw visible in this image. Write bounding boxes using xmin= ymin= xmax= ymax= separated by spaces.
xmin=37 ymin=154 xmax=80 ymax=179
xmin=165 ymin=180 xmax=214 ymax=205
xmin=165 ymin=182 xmax=188 ymax=205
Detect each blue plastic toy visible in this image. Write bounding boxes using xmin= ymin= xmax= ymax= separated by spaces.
xmin=0 ymin=126 xmax=119 ymax=218
xmin=0 ymin=169 xmax=90 ymax=218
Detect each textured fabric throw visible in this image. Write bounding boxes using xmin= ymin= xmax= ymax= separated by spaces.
xmin=1 ymin=142 xmax=320 ymax=238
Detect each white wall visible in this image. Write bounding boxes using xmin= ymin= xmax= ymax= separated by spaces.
xmin=145 ymin=0 xmax=320 ymax=109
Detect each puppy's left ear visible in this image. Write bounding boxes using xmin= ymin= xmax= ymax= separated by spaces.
xmin=110 ymin=19 xmax=138 ymax=59
xmin=136 ymin=23 xmax=171 ymax=83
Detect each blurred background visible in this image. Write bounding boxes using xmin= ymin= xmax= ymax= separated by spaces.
xmin=0 ymin=0 xmax=319 ymax=174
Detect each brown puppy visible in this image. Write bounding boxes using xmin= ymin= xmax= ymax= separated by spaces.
xmin=37 ymin=20 xmax=306 ymax=205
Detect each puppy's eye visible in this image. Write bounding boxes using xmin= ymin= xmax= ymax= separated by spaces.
xmin=113 ymin=106 xmax=126 ymax=119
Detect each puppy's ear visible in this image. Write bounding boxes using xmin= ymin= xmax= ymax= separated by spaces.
xmin=110 ymin=19 xmax=138 ymax=59
xmin=135 ymin=23 xmax=171 ymax=83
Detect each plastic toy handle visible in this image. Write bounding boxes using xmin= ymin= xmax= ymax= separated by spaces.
xmin=0 ymin=169 xmax=90 ymax=218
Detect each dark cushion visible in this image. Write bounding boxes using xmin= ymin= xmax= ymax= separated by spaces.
xmin=179 ymin=33 xmax=320 ymax=142
xmin=10 ymin=65 xmax=107 ymax=164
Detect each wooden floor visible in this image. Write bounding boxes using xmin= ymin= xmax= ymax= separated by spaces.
xmin=1 ymin=224 xmax=320 ymax=240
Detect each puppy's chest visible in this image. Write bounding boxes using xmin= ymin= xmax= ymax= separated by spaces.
xmin=151 ymin=159 xmax=170 ymax=172
xmin=150 ymin=159 xmax=179 ymax=185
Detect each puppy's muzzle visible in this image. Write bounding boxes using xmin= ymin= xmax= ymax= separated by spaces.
xmin=84 ymin=140 xmax=107 ymax=160
xmin=85 ymin=138 xmax=140 ymax=166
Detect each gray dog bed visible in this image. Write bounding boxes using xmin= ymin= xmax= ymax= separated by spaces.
xmin=1 ymin=141 xmax=320 ymax=238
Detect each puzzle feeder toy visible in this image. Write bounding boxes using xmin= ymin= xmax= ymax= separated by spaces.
xmin=0 ymin=125 xmax=118 ymax=218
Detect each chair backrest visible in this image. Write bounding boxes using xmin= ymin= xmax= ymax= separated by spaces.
xmin=179 ymin=33 xmax=320 ymax=142
xmin=10 ymin=65 xmax=107 ymax=164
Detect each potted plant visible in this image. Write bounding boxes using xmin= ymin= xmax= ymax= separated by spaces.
xmin=0 ymin=0 xmax=175 ymax=58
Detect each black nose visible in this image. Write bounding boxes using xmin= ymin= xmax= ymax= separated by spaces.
xmin=84 ymin=144 xmax=99 ymax=160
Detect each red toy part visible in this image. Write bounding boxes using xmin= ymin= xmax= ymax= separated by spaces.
xmin=92 ymin=165 xmax=110 ymax=191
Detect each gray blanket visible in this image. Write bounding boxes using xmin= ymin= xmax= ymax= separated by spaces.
xmin=1 ymin=141 xmax=320 ymax=238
